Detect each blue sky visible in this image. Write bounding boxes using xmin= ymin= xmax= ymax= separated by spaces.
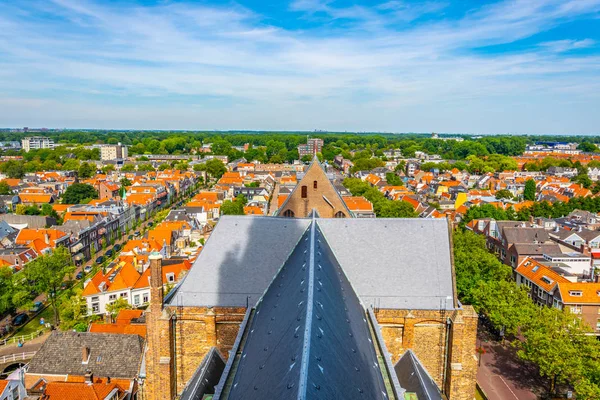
xmin=0 ymin=0 xmax=599 ymax=134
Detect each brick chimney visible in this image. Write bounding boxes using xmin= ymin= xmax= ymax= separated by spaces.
xmin=84 ymin=369 xmax=93 ymax=384
xmin=149 ymin=252 xmax=163 ymax=313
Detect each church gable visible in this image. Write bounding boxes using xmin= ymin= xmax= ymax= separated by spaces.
xmin=277 ymin=159 xmax=352 ymax=218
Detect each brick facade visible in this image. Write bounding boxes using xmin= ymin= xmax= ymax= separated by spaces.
xmin=145 ymin=304 xmax=478 ymax=400
xmin=278 ymin=160 xmax=351 ymax=218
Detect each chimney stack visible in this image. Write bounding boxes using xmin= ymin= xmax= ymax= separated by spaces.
xmin=84 ymin=369 xmax=93 ymax=384
xmin=44 ymin=232 xmax=50 ymax=245
xmin=149 ymin=252 xmax=163 ymax=313
xmin=82 ymin=347 xmax=90 ymax=363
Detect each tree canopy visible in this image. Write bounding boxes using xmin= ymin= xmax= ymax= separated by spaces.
xmin=62 ymin=183 xmax=98 ymax=204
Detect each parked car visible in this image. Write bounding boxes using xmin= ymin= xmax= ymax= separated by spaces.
xmin=113 ymin=244 xmax=122 ymax=252
xmin=76 ymin=271 xmax=84 ymax=280
xmin=148 ymin=222 xmax=154 ymax=227
xmin=12 ymin=313 xmax=28 ymax=326
xmin=30 ymin=301 xmax=43 ymax=313
xmin=84 ymin=265 xmax=93 ymax=273
xmin=127 ymin=234 xmax=134 ymax=240
xmin=134 ymin=231 xmax=141 ymax=237
xmin=95 ymin=256 xmax=104 ymax=264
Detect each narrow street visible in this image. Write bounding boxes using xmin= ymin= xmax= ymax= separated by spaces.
xmin=477 ymin=329 xmax=544 ymax=400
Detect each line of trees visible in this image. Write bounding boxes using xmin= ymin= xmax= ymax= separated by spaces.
xmin=462 ymin=196 xmax=600 ymax=225
xmin=454 ymin=230 xmax=600 ymax=398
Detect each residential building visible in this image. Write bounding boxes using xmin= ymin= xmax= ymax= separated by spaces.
xmin=297 ymin=137 xmax=324 ymax=157
xmin=21 ymin=136 xmax=54 ymax=152
xmin=82 ymin=259 xmax=191 ymax=315
xmin=100 ymin=143 xmax=128 ymax=161
xmin=0 ymin=379 xmax=26 ymax=400
xmin=25 ymin=331 xmax=143 ymax=395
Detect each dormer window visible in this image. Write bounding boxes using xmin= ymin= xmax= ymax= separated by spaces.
xmin=570 ymin=291 xmax=583 ymax=297
xmin=166 ymin=272 xmax=175 ymax=283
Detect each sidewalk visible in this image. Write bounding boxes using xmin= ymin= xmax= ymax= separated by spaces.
xmin=477 ymin=329 xmax=544 ymax=400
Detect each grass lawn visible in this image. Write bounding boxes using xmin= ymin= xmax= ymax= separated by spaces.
xmin=13 ymin=306 xmax=54 ymax=338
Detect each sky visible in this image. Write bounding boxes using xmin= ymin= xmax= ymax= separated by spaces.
xmin=0 ymin=0 xmax=599 ymax=134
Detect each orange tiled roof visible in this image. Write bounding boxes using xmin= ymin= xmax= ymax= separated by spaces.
xmin=15 ymin=228 xmax=66 ymax=248
xmin=343 ymin=196 xmax=373 ymax=212
xmin=244 ymin=205 xmax=263 ymax=215
xmin=18 ymin=193 xmax=52 ymax=204
xmin=557 ymin=282 xmax=600 ymax=304
xmin=365 ymin=174 xmax=381 ymax=186
xmin=82 ymin=262 xmax=141 ymax=296
xmin=40 ymin=381 xmax=125 ymax=400
xmin=124 ymin=193 xmax=155 ymax=206
xmin=515 ymin=258 xmax=569 ymax=292
xmin=147 ymin=229 xmax=173 ymax=246
xmin=2 ymin=179 xmax=21 ymax=187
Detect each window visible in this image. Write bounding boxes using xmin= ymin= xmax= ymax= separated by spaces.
xmin=334 ymin=211 xmax=346 ymax=218
xmin=143 ymin=293 xmax=149 ymax=303
xmin=570 ymin=305 xmax=582 ymax=314
xmin=92 ymin=303 xmax=100 ymax=313
xmin=570 ymin=291 xmax=583 ymax=297
xmin=166 ymin=272 xmax=175 ymax=283
xmin=120 ymin=292 xmax=128 ymax=298
xmin=301 ymin=185 xmax=307 ymax=198
xmin=313 ymin=180 xmax=318 ymax=189
xmin=134 ymin=295 xmax=140 ymax=305
xmin=91 ymin=296 xmax=99 ymax=302
xmin=108 ymin=294 xmax=117 ymax=301
xmin=596 ymin=319 xmax=600 ymax=330
xmin=283 ymin=209 xmax=295 ymax=218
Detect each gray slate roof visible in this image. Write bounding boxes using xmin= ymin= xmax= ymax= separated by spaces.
xmin=217 ymin=219 xmax=389 ymax=399
xmin=170 ymin=216 xmax=455 ymax=310
xmin=27 ymin=331 xmax=144 ymax=379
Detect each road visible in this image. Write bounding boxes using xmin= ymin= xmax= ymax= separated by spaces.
xmin=268 ymin=181 xmax=280 ymax=216
xmin=476 ymin=329 xmax=542 ymax=400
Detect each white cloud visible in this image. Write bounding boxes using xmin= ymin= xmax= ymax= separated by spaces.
xmin=0 ymin=0 xmax=599 ymax=133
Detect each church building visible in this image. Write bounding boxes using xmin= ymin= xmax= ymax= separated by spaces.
xmin=143 ymin=159 xmax=478 ymax=400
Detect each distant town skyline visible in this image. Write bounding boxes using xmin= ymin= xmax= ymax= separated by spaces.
xmin=1 ymin=0 xmax=599 ymax=134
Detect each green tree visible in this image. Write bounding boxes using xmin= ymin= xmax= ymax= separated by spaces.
xmin=221 ymin=198 xmax=245 ymax=215
xmin=0 ymin=267 xmax=16 ymax=315
xmin=59 ymin=288 xmax=88 ymax=330
xmin=0 ymin=181 xmax=13 ymax=195
xmin=22 ymin=247 xmax=74 ymax=326
xmin=495 ymin=189 xmax=513 ymax=200
xmin=524 ymin=179 xmax=536 ymax=201
xmin=120 ymin=177 xmax=132 ymax=187
xmin=106 ymin=297 xmax=132 ymax=318
xmin=578 ymin=142 xmax=598 ymax=153
xmin=102 ymin=164 xmax=115 ymax=174
xmin=470 ymin=280 xmax=534 ymax=336
xmin=205 ymin=159 xmax=227 ymax=180
xmin=78 ymin=162 xmax=95 ymax=178
xmin=519 ymin=307 xmax=597 ymax=396
xmin=452 ymin=230 xmax=512 ymax=303
xmin=377 ymin=200 xmax=416 ymax=218
xmin=62 ymin=183 xmax=98 ymax=204
xmin=121 ymin=164 xmax=136 ymax=172
xmin=385 ymin=172 xmax=402 ymax=186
